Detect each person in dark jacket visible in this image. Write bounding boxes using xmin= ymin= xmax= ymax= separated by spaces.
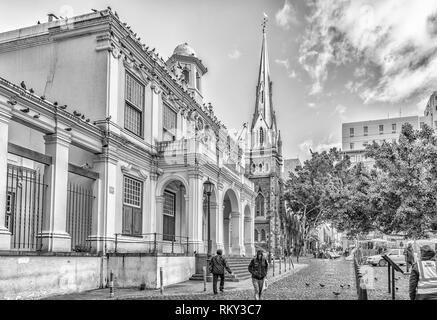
xmin=248 ymin=250 xmax=269 ymax=300
xmin=404 ymin=243 xmax=415 ymax=273
xmin=409 ymin=245 xmax=437 ymax=300
xmin=209 ymin=249 xmax=232 ymax=294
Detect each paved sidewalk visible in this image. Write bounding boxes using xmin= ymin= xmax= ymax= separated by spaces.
xmin=46 ymin=260 xmax=307 ymax=300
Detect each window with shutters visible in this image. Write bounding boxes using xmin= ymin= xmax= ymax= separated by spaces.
xmin=124 ymin=72 xmax=144 ymax=137
xmin=163 ymin=190 xmax=176 ymax=241
xmin=122 ymin=176 xmax=143 ymax=236
xmin=163 ymin=104 xmax=177 ymax=135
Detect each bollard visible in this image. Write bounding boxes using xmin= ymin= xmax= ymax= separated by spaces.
xmin=284 ymin=255 xmax=287 ymax=272
xmin=203 ymin=266 xmax=207 ymax=292
xmin=272 ymin=256 xmax=275 ymax=277
xmin=160 ymin=267 xmax=164 ymax=295
xmin=279 ymin=256 xmax=282 ymax=275
xmin=109 ymin=270 xmax=114 ymax=298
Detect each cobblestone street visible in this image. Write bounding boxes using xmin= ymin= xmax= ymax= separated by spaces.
xmin=133 ymin=257 xmax=358 ymax=300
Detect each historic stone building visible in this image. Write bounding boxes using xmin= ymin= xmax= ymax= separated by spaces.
xmin=244 ymin=19 xmax=284 ymax=255
xmin=0 ymin=9 xmax=256 ymax=299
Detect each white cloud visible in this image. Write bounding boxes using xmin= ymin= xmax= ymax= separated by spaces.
xmin=275 ymin=58 xmax=299 ymax=79
xmin=335 ymin=104 xmax=347 ymax=120
xmin=275 ymin=0 xmax=299 ymax=30
xmin=299 ymin=0 xmax=437 ymax=103
xmin=228 ymin=49 xmax=241 ymax=60
xmin=299 ymin=134 xmax=341 ymax=155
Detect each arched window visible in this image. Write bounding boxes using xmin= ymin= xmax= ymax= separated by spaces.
xmin=196 ymin=72 xmax=201 ymax=91
xmin=261 ymin=229 xmax=266 ymax=241
xmin=182 ymin=69 xmax=189 ymax=84
xmin=255 ymin=229 xmax=259 ymax=242
xmin=259 ymin=128 xmax=264 ymax=145
xmin=256 ymin=193 xmax=264 ymax=217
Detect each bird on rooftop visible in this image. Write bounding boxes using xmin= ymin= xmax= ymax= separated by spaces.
xmin=7 ymin=99 xmax=17 ymax=106
xmin=333 ymin=292 xmax=340 ymax=297
xmin=305 ymin=283 xmax=310 ymax=287
xmin=106 ymin=115 xmax=112 ymax=121
xmin=20 ymin=107 xmax=30 ymax=113
xmin=37 ymin=21 xmax=41 ymax=24
xmin=59 ymin=105 xmax=67 ymax=110
xmin=107 ymin=6 xmax=112 ymax=11
xmin=319 ymin=284 xmax=325 ymax=288
xmin=53 ymin=101 xmax=58 ymax=106
xmin=20 ymin=81 xmax=27 ymax=90
xmin=91 ymin=9 xmax=98 ymax=13
xmin=86 ymin=118 xmax=90 ymax=123
xmin=40 ymin=95 xmax=45 ymax=100
xmin=65 ymin=127 xmax=72 ymax=132
xmin=29 ymin=88 xmax=34 ymax=94
xmin=340 ymin=285 xmax=344 ymax=289
xmin=33 ymin=113 xmax=40 ymax=119
xmin=73 ymin=111 xmax=82 ymax=117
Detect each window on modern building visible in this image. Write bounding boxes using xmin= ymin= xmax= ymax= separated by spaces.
xmin=256 ymin=193 xmax=265 ymax=217
xmin=125 ymin=73 xmax=145 ymax=137
xmin=261 ymin=229 xmax=266 ymax=241
xmin=363 ymin=126 xmax=368 ymax=136
xmin=182 ymin=69 xmax=189 ymax=84
xmin=163 ymin=104 xmax=177 ymax=136
xmin=350 ymin=143 xmax=354 ymax=150
xmin=420 ymin=122 xmax=424 ymax=129
xmin=163 ymin=190 xmax=176 ymax=241
xmin=259 ymin=127 xmax=264 ymax=145
xmin=379 ymin=125 xmax=384 ymax=134
xmin=255 ymin=229 xmax=259 ymax=242
xmin=122 ymin=175 xmax=143 ymax=236
xmin=350 ymin=128 xmax=354 ymax=137
xmin=392 ymin=123 xmax=396 ymax=133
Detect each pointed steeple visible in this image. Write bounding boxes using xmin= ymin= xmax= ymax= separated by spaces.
xmin=252 ymin=15 xmax=275 ymax=130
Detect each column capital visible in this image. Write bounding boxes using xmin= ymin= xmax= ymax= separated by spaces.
xmin=44 ymin=132 xmax=71 ymax=147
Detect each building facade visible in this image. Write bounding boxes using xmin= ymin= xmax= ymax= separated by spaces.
xmin=0 ymin=9 xmax=257 ymax=298
xmin=244 ymin=19 xmax=285 ymax=255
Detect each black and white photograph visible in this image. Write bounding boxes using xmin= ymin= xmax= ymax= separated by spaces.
xmin=0 ymin=0 xmax=437 ymax=309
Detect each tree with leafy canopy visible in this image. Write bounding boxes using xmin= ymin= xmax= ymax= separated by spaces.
xmin=283 ymin=148 xmax=351 ymax=254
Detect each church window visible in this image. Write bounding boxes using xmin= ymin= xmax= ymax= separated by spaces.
xmin=259 ymin=128 xmax=264 ymax=145
xmin=255 ymin=229 xmax=259 ymax=242
xmin=261 ymin=229 xmax=266 ymax=241
xmin=256 ymin=193 xmax=264 ymax=217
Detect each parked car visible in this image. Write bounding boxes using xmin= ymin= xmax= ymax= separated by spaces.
xmin=326 ymin=251 xmax=340 ymax=259
xmin=366 ymin=248 xmax=406 ymax=267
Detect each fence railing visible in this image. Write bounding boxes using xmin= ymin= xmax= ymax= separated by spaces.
xmin=114 ymin=233 xmax=190 ymax=255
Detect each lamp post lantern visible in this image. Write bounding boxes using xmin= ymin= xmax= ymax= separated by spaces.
xmin=204 ymin=178 xmax=214 ymax=278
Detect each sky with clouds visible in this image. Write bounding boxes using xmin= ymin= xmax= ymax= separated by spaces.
xmin=1 ymin=0 xmax=437 ymax=161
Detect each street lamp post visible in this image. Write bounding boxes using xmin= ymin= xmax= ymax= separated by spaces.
xmin=204 ymin=178 xmax=214 ymax=279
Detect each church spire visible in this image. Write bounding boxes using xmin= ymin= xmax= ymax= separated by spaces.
xmin=253 ymin=14 xmax=275 ymax=130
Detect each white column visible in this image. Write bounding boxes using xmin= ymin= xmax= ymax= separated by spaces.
xmin=0 ymin=103 xmax=12 ymax=250
xmin=230 ymin=211 xmax=242 ymax=256
xmin=156 ymin=195 xmax=165 ymax=245
xmin=90 ymin=150 xmax=118 ymax=253
xmin=187 ymin=175 xmax=203 ymax=253
xmin=244 ymin=217 xmax=255 ymax=257
xmin=40 ymin=132 xmax=71 ymax=252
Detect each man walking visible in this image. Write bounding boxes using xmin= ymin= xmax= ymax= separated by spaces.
xmin=209 ymin=249 xmax=232 ymax=295
xmin=404 ymin=243 xmax=415 ymax=273
xmin=248 ymin=250 xmax=269 ymax=300
xmin=409 ymin=245 xmax=437 ymax=300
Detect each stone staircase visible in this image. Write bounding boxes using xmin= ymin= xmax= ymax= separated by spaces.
xmin=190 ymin=257 xmax=253 ymax=282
